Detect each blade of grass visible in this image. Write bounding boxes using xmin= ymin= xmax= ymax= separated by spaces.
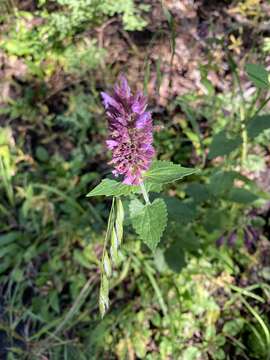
xmin=228 ymin=283 xmax=265 ymax=303
xmin=242 ymin=297 xmax=270 ymax=350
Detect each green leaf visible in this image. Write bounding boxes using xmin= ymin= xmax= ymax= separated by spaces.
xmin=208 ymin=130 xmax=241 ymax=159
xmin=223 ymin=319 xmax=244 ymax=337
xmin=11 ymin=268 xmax=24 ymax=283
xmin=185 ymin=183 xmax=210 ymax=203
xmin=260 ymin=267 xmax=270 ymax=281
xmin=143 ymin=180 xmax=163 ymax=193
xmin=182 ymin=346 xmax=201 ymax=360
xmin=87 ymin=178 xmax=161 ymax=198
xmin=73 ymin=250 xmax=92 ymax=269
xmin=143 ymin=160 xmax=198 ymax=184
xmin=164 ymin=243 xmax=186 ymax=273
xmin=129 ymin=198 xmax=168 ymax=251
xmin=227 ymin=188 xmax=258 ymax=204
xmin=245 ymin=63 xmax=269 ymax=89
xmin=0 ymin=232 xmax=21 ymax=247
xmin=166 ymin=226 xmax=198 ymax=252
xmin=35 ymin=146 xmax=49 ymax=162
xmin=209 ymin=171 xmax=236 ymax=197
xmin=247 ymin=115 xmax=270 ymax=139
xmin=164 ymin=197 xmax=196 ymax=224
xmin=154 ymin=249 xmax=168 ymax=273
xmin=203 ymin=209 xmax=228 ymax=232
xmin=49 ymin=290 xmax=60 ymax=314
xmin=209 ymin=171 xmax=258 ymax=203
xmin=87 ymin=179 xmax=135 ymax=197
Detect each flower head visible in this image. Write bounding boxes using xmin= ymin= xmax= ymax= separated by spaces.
xmin=101 ymin=75 xmax=155 ymax=185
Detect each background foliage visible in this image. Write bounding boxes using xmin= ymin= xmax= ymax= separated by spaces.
xmin=0 ymin=0 xmax=270 ymax=359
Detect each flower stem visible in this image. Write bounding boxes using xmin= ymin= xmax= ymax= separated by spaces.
xmin=140 ymin=182 xmax=150 ymax=205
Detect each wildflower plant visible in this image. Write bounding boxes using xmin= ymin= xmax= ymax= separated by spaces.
xmin=87 ymin=76 xmax=198 ymax=316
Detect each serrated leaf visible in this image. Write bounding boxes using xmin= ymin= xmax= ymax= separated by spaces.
xmin=143 ymin=160 xmax=198 ymax=184
xmin=208 ymin=130 xmax=241 ymax=159
xmin=103 ymin=251 xmax=112 ymax=278
xmin=167 ymin=227 xmax=198 ymax=252
xmin=185 ymin=183 xmax=210 ymax=203
xmin=227 ymin=188 xmax=258 ymax=204
xmin=87 ymin=177 xmax=163 ymax=199
xmin=209 ymin=171 xmax=236 ymax=197
xmin=87 ymin=179 xmax=135 ymax=197
xmin=129 ymin=198 xmax=168 ymax=251
xmin=209 ymin=171 xmax=258 ymax=203
xmin=164 ymin=197 xmax=196 ymax=224
xmin=247 ymin=114 xmax=270 ymax=139
xmin=129 ymin=198 xmax=144 ymax=215
xmin=245 ymin=63 xmax=269 ymax=89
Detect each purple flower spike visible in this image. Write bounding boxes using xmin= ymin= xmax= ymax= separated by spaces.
xmin=101 ymin=75 xmax=155 ymax=185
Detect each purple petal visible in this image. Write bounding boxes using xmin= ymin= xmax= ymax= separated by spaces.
xmin=124 ymin=172 xmax=141 ymax=185
xmin=106 ymin=140 xmax=118 ymax=149
xmin=136 ymin=112 xmax=151 ymax=129
xmin=123 ymin=175 xmax=135 ymax=185
xmin=114 ymin=75 xmax=131 ymax=100
xmin=101 ymin=92 xmax=122 ymax=112
xmin=132 ymin=92 xmax=147 ymax=114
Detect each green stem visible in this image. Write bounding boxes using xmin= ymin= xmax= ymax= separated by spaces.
xmin=247 ymin=89 xmax=262 ymax=118
xmin=132 ymin=255 xmax=167 ymax=316
xmin=240 ymin=104 xmax=248 ymax=166
xmin=144 ymin=261 xmax=168 ymax=316
xmin=50 ymin=278 xmax=93 ymax=338
xmin=140 ymin=182 xmax=150 ymax=204
xmin=253 ymin=94 xmax=270 ymax=117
